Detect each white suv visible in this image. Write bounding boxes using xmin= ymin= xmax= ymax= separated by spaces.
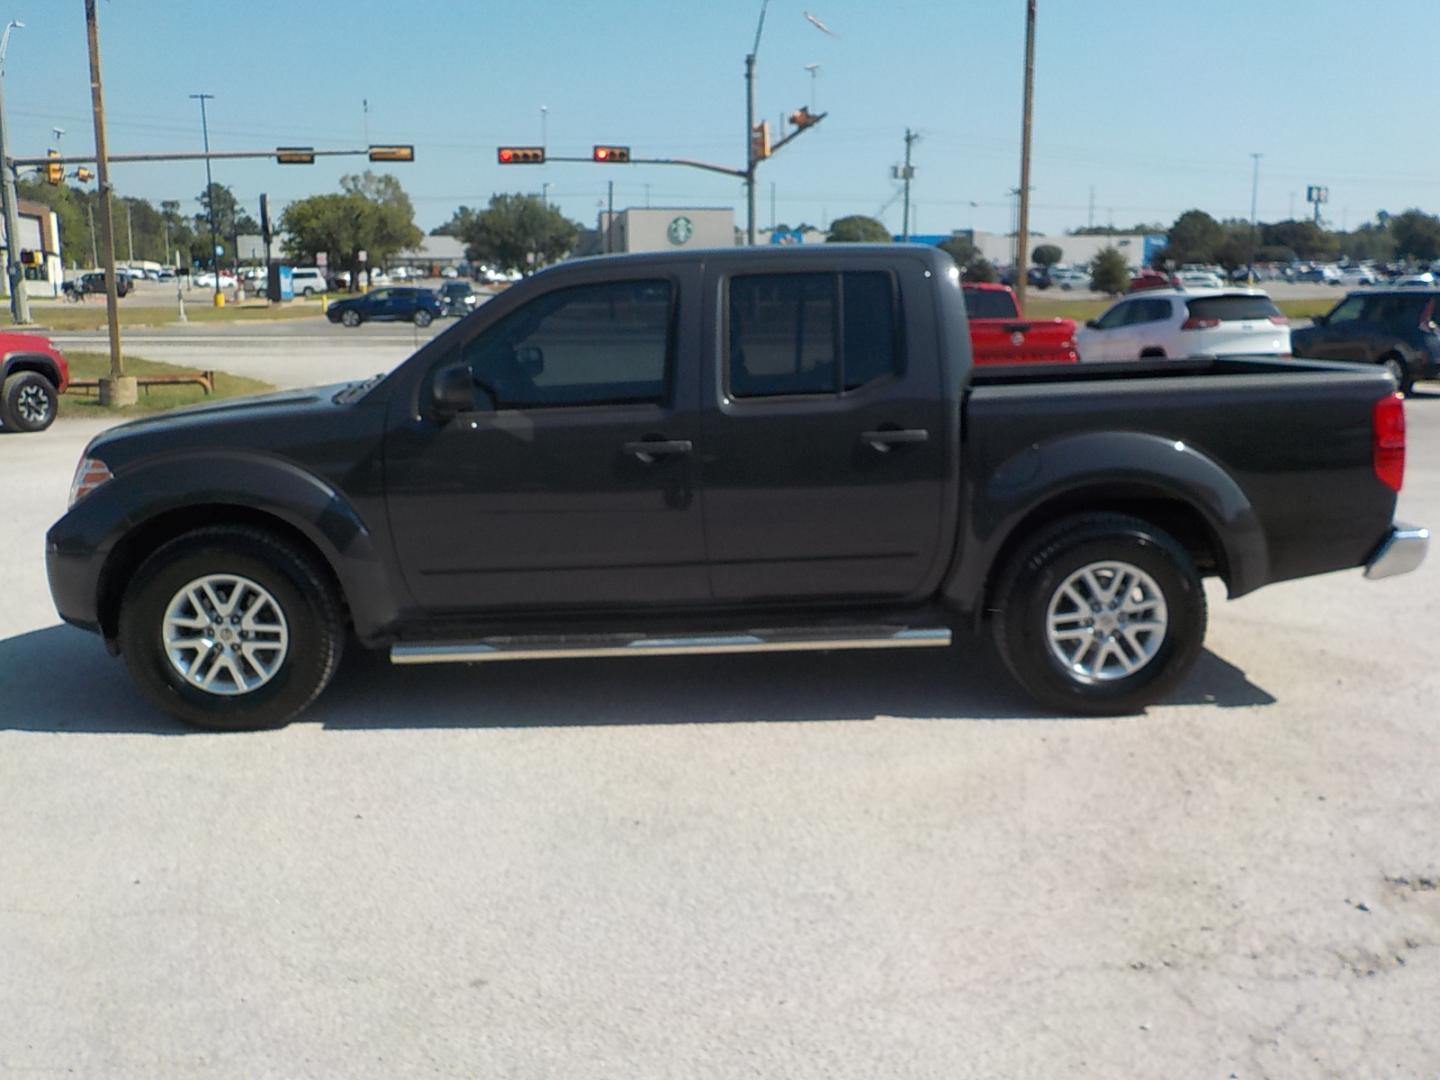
xmin=1075 ymin=288 xmax=1290 ymax=362
xmin=290 ymin=267 xmax=328 ymax=297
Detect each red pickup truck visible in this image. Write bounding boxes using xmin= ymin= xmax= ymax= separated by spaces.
xmin=963 ymin=283 xmax=1078 ymax=365
xmin=0 ymin=332 xmax=69 ymax=432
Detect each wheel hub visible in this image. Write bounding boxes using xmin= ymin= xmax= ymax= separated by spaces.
xmin=1045 ymin=560 xmax=1168 ymax=682
xmin=161 ymin=573 xmax=289 ymax=696
xmin=16 ymin=385 xmax=50 ymax=424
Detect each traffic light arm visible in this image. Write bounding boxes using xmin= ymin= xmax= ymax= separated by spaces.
xmin=7 ymin=146 xmax=389 ymax=167
xmin=544 ymin=154 xmax=746 ymax=179
xmin=768 ymin=111 xmax=827 ymax=156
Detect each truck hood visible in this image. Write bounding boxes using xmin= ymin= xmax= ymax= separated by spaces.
xmin=104 ymin=382 xmax=352 ymax=433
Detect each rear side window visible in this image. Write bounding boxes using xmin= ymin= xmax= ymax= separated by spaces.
xmin=1133 ymin=298 xmax=1172 ymax=324
xmin=1185 ymin=295 xmax=1281 ymax=322
xmin=962 ymin=288 xmax=1019 ymax=319
xmin=728 ymin=271 xmax=898 ymax=398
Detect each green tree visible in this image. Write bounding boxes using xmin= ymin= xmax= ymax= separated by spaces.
xmin=825 ymin=215 xmax=890 ymax=243
xmin=1089 ymin=247 xmax=1129 ymax=295
xmin=459 ymin=194 xmax=579 ymax=275
xmin=1337 ymin=221 xmax=1396 ymax=263
xmin=192 ymin=182 xmax=260 ymax=264
xmin=1164 ymin=209 xmax=1223 ymax=264
xmin=939 ymin=235 xmax=979 ymax=269
xmin=432 ymin=205 xmax=479 ymax=237
xmin=280 ymin=172 xmax=423 ymax=288
xmin=1031 ymin=243 xmax=1063 ymax=268
xmin=1259 ymin=219 xmax=1337 ymax=261
xmin=1388 ymin=209 xmax=1440 ymax=262
xmin=16 ymin=178 xmax=95 ymax=269
xmin=962 ymin=257 xmax=998 ymax=283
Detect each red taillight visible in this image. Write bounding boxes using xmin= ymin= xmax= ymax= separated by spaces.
xmin=1373 ymin=393 xmax=1406 ymax=492
xmin=1269 ymin=315 xmax=1289 ymax=326
xmin=1181 ymin=317 xmax=1219 ymax=330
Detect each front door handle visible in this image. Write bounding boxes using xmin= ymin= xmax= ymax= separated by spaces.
xmin=623 ymin=438 xmax=693 ymax=464
xmin=861 ymin=428 xmax=929 ymax=453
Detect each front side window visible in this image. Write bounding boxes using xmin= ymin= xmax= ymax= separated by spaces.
xmin=728 ymin=271 xmax=897 ymax=398
xmin=1094 ymin=301 xmax=1134 ymax=330
xmin=1327 ymin=296 xmax=1366 ymax=325
xmin=461 ymin=280 xmax=672 ymax=408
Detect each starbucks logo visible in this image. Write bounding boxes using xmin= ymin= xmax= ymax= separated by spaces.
xmin=667 ymin=216 xmax=694 ymax=245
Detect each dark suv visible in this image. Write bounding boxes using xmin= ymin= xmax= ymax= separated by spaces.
xmin=1292 ymin=290 xmax=1440 ymax=393
xmin=326 ymin=286 xmax=443 ymax=328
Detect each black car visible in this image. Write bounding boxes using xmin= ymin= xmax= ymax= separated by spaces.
xmin=67 ymin=271 xmax=131 ymax=298
xmin=436 ymin=280 xmax=478 ymax=318
xmin=1291 ymin=289 xmax=1440 ymax=394
xmin=326 ymin=286 xmax=443 ymax=328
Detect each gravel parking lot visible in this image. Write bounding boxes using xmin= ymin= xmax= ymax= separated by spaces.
xmin=1 ymin=372 xmax=1437 ymax=1077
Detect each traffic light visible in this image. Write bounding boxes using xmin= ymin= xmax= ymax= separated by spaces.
xmin=276 ymin=146 xmax=316 ymax=165
xmin=751 ymin=121 xmax=771 ymax=161
xmin=45 ymin=149 xmax=62 ymax=185
xmin=788 ymin=107 xmax=820 ymax=130
xmin=75 ymin=167 xmax=94 ymax=183
xmin=592 ymin=145 xmax=631 ymax=163
xmin=368 ymin=144 xmax=415 ymax=163
xmin=497 ymin=146 xmax=545 ymax=164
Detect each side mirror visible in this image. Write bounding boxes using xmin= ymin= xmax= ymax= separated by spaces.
xmin=431 ymin=362 xmax=476 ymax=419
xmin=1085 ymin=319 xmax=1101 ymax=329
xmin=517 ymin=344 xmax=544 ymax=377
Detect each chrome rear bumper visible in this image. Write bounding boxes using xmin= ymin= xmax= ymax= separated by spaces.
xmin=1364 ymin=523 xmax=1430 ymax=580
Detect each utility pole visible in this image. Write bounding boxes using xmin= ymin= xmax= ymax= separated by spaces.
xmin=606 ymin=179 xmax=614 ymax=254
xmin=1014 ymin=0 xmax=1037 ymax=312
xmin=744 ymin=0 xmax=769 ymax=245
xmin=85 ymin=0 xmax=132 ymax=404
xmin=0 ymin=18 xmax=32 ymax=325
xmin=1247 ymin=152 xmax=1261 ymax=284
xmin=900 ymin=127 xmax=918 ymax=241
xmin=190 ymin=92 xmax=221 ymax=305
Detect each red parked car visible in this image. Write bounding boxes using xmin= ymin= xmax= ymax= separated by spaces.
xmin=962 ymin=283 xmax=1078 ymax=365
xmin=1128 ymin=268 xmax=1178 ymax=293
xmin=0 ymin=332 xmax=70 ymax=432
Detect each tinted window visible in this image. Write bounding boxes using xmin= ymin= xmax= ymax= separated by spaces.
xmin=842 ymin=272 xmax=899 ymax=390
xmin=962 ymin=288 xmax=1019 ymax=319
xmin=1094 ymin=301 xmax=1134 ymax=330
xmin=1364 ymin=292 xmax=1431 ymax=327
xmin=729 ymin=273 xmax=837 ymax=397
xmin=1133 ymin=299 xmax=1173 ymax=324
xmin=728 ymin=272 xmax=899 ymax=398
xmin=1186 ymin=295 xmax=1281 ymax=322
xmin=1326 ymin=296 xmax=1365 ymax=324
xmin=462 ymin=280 xmax=672 ymax=408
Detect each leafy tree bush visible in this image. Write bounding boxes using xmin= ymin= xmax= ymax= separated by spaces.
xmin=825 ymin=215 xmax=890 ymax=243
xmin=939 ymin=236 xmax=979 ymax=268
xmin=1089 ymin=247 xmax=1130 ymax=295
xmin=460 ymin=194 xmax=579 ymax=275
xmin=1031 ymin=243 xmax=1063 ymax=268
xmin=962 ymin=257 xmax=998 ymax=283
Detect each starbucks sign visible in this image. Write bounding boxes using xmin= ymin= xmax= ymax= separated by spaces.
xmin=667 ymin=216 xmax=694 ymax=246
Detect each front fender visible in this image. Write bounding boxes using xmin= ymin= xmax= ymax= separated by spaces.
xmin=48 ymin=450 xmax=403 ymax=643
xmin=944 ymin=430 xmax=1270 ymax=613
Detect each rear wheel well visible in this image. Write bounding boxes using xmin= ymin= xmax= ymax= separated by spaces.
xmin=3 ymin=356 xmax=61 ymax=388
xmin=97 ymin=505 xmax=348 ymax=644
xmin=982 ymin=488 xmax=1226 ymax=617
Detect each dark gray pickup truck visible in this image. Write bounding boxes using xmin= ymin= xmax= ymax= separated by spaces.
xmin=47 ymin=245 xmax=1428 ymax=729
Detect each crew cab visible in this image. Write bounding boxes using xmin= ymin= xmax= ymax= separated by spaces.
xmin=1 ymin=332 xmax=69 ymax=432
xmin=47 ymin=245 xmax=1428 ymax=730
xmin=962 ymin=283 xmax=1078 ymax=364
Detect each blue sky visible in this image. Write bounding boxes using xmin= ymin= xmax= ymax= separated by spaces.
xmin=1 ymin=1 xmax=1432 ymax=238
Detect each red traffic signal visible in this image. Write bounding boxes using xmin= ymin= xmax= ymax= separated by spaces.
xmin=498 ymin=147 xmax=545 ymax=164
xmin=592 ymin=145 xmax=631 ymax=164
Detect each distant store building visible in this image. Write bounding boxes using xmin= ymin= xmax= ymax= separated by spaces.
xmin=577 ymin=207 xmax=736 ymax=256
xmin=956 ymin=229 xmax=1166 ymax=270
xmin=0 ymin=199 xmax=64 ymax=298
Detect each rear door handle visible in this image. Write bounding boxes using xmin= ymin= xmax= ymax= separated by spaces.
xmin=861 ymin=428 xmax=929 ymax=453
xmin=623 ymin=439 xmax=693 ymax=464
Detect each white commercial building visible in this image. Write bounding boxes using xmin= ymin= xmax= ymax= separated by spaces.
xmin=0 ymin=200 xmax=65 ymax=299
xmin=964 ymin=230 xmax=1166 ymax=270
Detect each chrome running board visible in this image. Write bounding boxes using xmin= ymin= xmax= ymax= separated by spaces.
xmin=390 ymin=626 xmax=951 ymax=665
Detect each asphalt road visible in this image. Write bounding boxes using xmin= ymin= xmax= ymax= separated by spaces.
xmin=1 ymin=385 xmax=1438 ymax=1077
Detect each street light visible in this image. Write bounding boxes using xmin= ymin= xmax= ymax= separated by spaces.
xmin=190 ymin=92 xmax=222 ymax=306
xmin=803 ymin=63 xmax=819 ymax=112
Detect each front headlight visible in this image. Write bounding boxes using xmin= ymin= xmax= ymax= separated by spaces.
xmin=68 ymin=456 xmax=113 ymax=508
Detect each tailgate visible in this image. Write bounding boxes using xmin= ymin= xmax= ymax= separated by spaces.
xmin=969 ymin=318 xmax=1078 ymax=365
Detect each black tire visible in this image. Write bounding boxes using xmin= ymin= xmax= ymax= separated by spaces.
xmin=118 ymin=526 xmax=345 ymax=731
xmin=1381 ymin=353 xmax=1412 ymax=395
xmin=992 ymin=513 xmax=1208 ymax=715
xmin=413 ymin=309 xmax=433 ymax=328
xmin=302 ymin=287 xmax=316 ymax=298
xmin=0 ymin=371 xmax=59 ymax=432
xmin=341 ymin=309 xmax=362 ymax=328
